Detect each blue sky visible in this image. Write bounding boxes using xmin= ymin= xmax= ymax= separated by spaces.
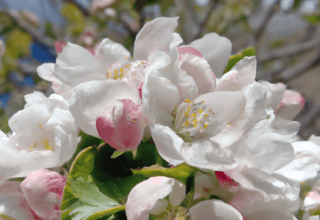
xmin=0 ymin=0 xmax=92 ymax=27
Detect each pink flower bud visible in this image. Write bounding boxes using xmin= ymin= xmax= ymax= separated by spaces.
xmin=20 ymin=169 xmax=67 ymax=220
xmin=96 ymin=99 xmax=144 ymax=152
xmin=55 ymin=40 xmax=67 ymax=54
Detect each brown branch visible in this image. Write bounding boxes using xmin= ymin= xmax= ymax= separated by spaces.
xmin=259 ymin=37 xmax=320 ymax=63
xmin=191 ymin=0 xmax=220 ymax=41
xmin=298 ymin=104 xmax=320 ymax=131
xmin=278 ymin=47 xmax=320 ymax=82
xmin=4 ymin=9 xmax=56 ymax=49
xmin=254 ymin=0 xmax=280 ymax=42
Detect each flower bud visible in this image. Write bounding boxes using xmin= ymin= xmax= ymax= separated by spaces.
xmin=20 ymin=169 xmax=67 ymax=220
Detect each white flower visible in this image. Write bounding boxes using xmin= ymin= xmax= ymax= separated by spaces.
xmin=0 ymin=92 xmax=78 ymax=180
xmin=126 ymin=176 xmax=186 ymax=220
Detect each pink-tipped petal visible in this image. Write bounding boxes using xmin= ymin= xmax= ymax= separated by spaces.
xmin=275 ymin=89 xmax=305 ymax=120
xmin=20 ymin=169 xmax=67 ymax=220
xmin=97 ymin=99 xmax=144 ymax=152
xmin=215 ymin=171 xmax=239 ymax=188
xmin=55 ymin=40 xmax=66 ymax=54
xmin=178 ymin=46 xmax=203 ymax=58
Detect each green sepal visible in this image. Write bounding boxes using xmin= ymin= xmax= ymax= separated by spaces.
xmin=223 ymin=46 xmax=256 ymax=73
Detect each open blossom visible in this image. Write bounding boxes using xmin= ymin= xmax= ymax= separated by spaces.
xmin=0 ymin=92 xmax=78 ymax=180
xmin=142 ymin=17 xmax=247 ymax=171
xmin=126 ymin=176 xmax=243 ymax=220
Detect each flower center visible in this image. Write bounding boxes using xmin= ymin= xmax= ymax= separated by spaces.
xmin=106 ymin=60 xmax=147 ymax=89
xmin=172 ymin=99 xmax=214 ymax=142
xmin=154 ymin=206 xmax=189 ymax=220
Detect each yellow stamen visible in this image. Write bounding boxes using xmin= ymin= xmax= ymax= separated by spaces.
xmin=204 ymin=122 xmax=209 ymax=129
xmin=198 ymin=109 xmax=203 ymax=114
xmin=185 ymin=121 xmax=190 ymax=126
xmin=184 ymin=99 xmax=192 ymax=103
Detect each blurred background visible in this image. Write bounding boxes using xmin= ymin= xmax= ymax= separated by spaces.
xmin=0 ymin=0 xmax=319 ymax=139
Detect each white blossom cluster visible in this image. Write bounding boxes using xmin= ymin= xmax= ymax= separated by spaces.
xmin=0 ymin=17 xmax=320 ymax=220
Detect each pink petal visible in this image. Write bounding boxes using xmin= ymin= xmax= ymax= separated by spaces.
xmin=20 ymin=169 xmax=66 ymax=220
xmin=96 ymin=99 xmax=144 ymax=152
xmin=178 ymin=46 xmax=203 ymax=58
xmin=274 ymin=89 xmax=305 ymax=120
xmin=54 ymin=40 xmax=66 ymax=54
xmin=215 ymin=171 xmax=239 ymax=188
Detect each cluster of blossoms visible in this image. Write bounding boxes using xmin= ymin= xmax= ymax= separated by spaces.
xmin=1 ymin=17 xmax=320 ymax=220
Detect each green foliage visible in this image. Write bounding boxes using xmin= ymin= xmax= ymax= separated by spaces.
xmin=44 ymin=21 xmax=58 ymax=40
xmin=0 ymin=110 xmax=10 ymax=134
xmin=61 ymin=3 xmax=85 ymax=35
xmin=303 ymin=15 xmax=320 ymax=25
xmin=63 ymin=177 xmax=123 ymax=220
xmin=132 ymin=163 xmax=196 ymax=186
xmin=61 ymin=145 xmax=147 ymax=219
xmin=223 ymin=46 xmax=256 ymax=73
xmin=270 ymin=38 xmax=285 ymax=49
xmin=6 ymin=29 xmax=32 ymax=58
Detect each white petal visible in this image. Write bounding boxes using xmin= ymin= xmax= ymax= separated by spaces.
xmin=260 ymin=81 xmax=286 ymax=110
xmin=193 ymin=91 xmax=246 ymax=139
xmin=183 ymin=140 xmax=239 ymax=171
xmin=134 ymin=17 xmax=179 ymax=61
xmin=37 ymin=63 xmax=73 ymax=99
xmin=95 ymin=38 xmax=130 ymax=66
xmin=189 ymin=199 xmax=243 ymax=220
xmin=246 ymin=210 xmax=298 ymax=220
xmin=150 ymin=124 xmax=185 ymax=166
xmin=54 ymin=42 xmax=105 ymax=87
xmin=69 ymin=80 xmax=140 ymax=137
xmin=275 ymin=140 xmax=320 ymax=182
xmin=0 ymin=181 xmax=36 ymax=220
xmin=227 ymin=165 xmax=300 ymax=215
xmin=179 ymin=52 xmax=216 ymax=95
xmin=215 ymin=56 xmax=256 ymax=92
xmin=189 ymin=33 xmax=232 ymax=77
xmin=126 ymin=177 xmax=185 ymax=220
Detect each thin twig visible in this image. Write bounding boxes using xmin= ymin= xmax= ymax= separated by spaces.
xmin=191 ymin=0 xmax=220 ymax=41
xmin=4 ymin=9 xmax=56 ymax=49
xmin=278 ymin=47 xmax=320 ymax=82
xmin=254 ymin=0 xmax=280 ymax=42
xmin=298 ymin=104 xmax=320 ymax=131
xmin=259 ymin=37 xmax=320 ymax=63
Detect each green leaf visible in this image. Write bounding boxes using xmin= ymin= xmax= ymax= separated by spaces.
xmin=66 ymin=177 xmax=121 ymax=220
xmin=111 ymin=150 xmax=126 ymax=159
xmin=131 ymin=163 xmax=196 ymax=185
xmin=303 ymin=15 xmax=320 ymax=25
xmin=61 ymin=145 xmax=148 ymax=219
xmin=223 ymin=46 xmax=256 ymax=73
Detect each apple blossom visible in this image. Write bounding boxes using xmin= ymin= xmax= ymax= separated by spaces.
xmin=126 ymin=176 xmax=186 ymax=220
xmin=0 ymin=92 xmax=78 ymax=180
xmin=20 ymin=169 xmax=66 ymax=220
